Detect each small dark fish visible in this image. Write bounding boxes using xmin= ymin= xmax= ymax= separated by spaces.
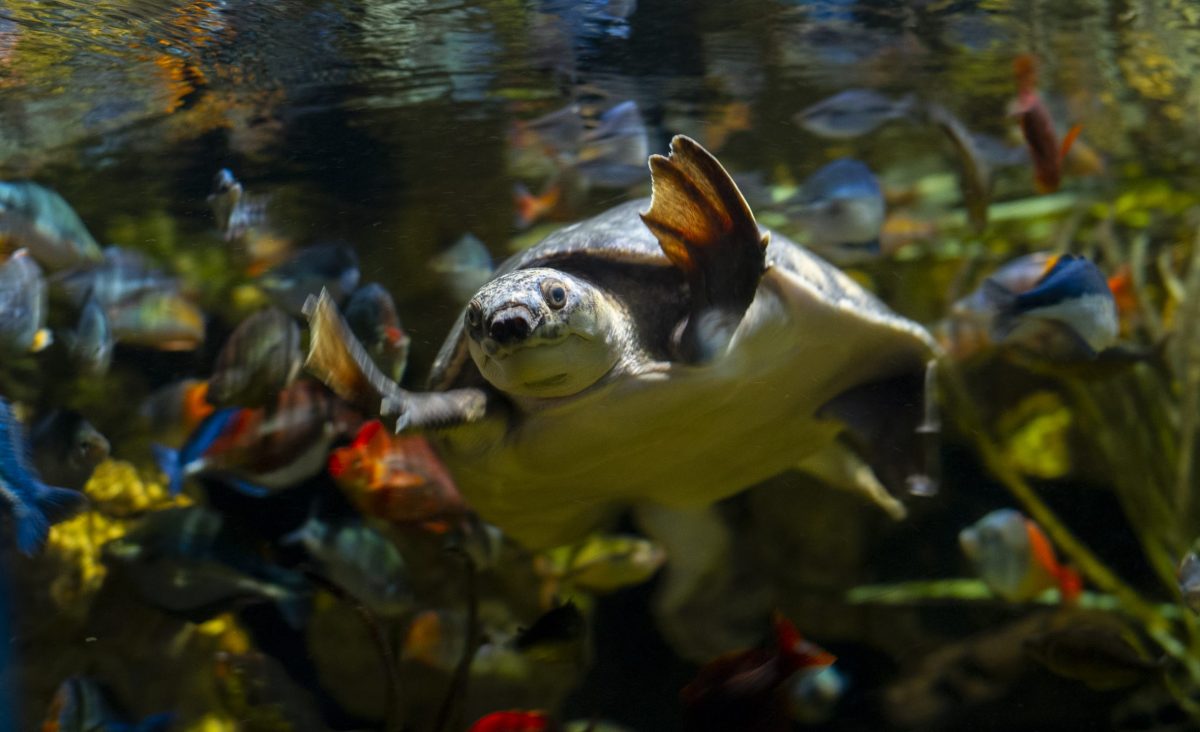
xmin=107 ymin=290 xmax=205 ymax=351
xmin=283 ymin=515 xmax=412 ymax=616
xmin=959 ymin=508 xmax=1082 ymax=602
xmin=257 ymin=243 xmax=360 ymax=316
xmin=682 ymin=613 xmax=836 ymax=732
xmin=207 ymin=307 xmax=302 ymax=409
xmin=468 ymin=710 xmax=558 ymax=732
xmin=208 ymin=168 xmax=266 ymax=242
xmin=514 ymin=602 xmax=585 ymax=659
xmin=63 ymin=298 xmax=114 ymax=375
xmin=138 ymin=379 xmax=214 ymax=449
xmin=31 ymin=410 xmax=109 ymax=491
xmin=927 ymin=103 xmax=991 ymax=234
xmin=51 ymin=246 xmax=179 ymax=311
xmin=1023 ymin=623 xmax=1161 ymax=690
xmin=982 ymin=254 xmax=1118 ymax=361
xmin=344 ymin=283 xmax=410 ymax=382
xmin=793 ymin=90 xmax=915 ymax=139
xmin=43 ymin=676 xmax=172 ymax=732
xmin=790 ymin=159 xmax=884 ymax=254
xmin=154 ymin=380 xmax=362 ymax=497
xmin=0 ymin=182 xmax=102 ymax=270
xmin=430 ymin=234 xmax=494 ymax=305
xmin=1011 ymin=54 xmax=1082 ymax=194
xmin=0 ymin=398 xmax=87 ymax=554
xmin=0 ymin=248 xmax=52 ymax=354
xmin=102 ymin=506 xmax=308 ymax=626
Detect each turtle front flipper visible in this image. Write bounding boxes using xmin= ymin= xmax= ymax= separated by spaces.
xmin=303 ymin=290 xmax=488 ymax=431
xmin=640 ymin=135 xmax=769 ymax=362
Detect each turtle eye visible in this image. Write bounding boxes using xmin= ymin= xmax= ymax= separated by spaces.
xmin=542 ymin=280 xmax=568 ymax=309
xmin=466 ymin=301 xmax=483 ymax=329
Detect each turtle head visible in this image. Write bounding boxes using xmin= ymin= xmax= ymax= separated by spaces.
xmin=464 ymin=268 xmax=622 ymax=398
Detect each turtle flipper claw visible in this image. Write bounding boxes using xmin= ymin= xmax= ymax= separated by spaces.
xmin=304 ymin=289 xmax=488 ymax=431
xmin=640 ymin=135 xmax=769 ymax=363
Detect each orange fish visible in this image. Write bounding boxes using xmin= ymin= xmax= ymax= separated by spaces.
xmin=959 ymin=508 xmax=1083 ymax=603
xmin=681 ymin=613 xmax=835 ymax=732
xmin=1107 ymin=263 xmax=1138 ymax=334
xmin=514 ymin=181 xmax=562 ymax=229
xmin=1011 ymin=54 xmax=1082 ymax=194
xmin=328 ymin=420 xmax=466 ymax=530
xmin=468 ymin=710 xmax=558 ymax=732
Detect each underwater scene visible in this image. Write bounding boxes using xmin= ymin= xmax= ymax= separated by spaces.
xmin=5 ymin=0 xmax=1200 ymax=730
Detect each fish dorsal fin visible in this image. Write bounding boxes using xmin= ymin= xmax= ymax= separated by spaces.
xmin=639 ymin=135 xmax=768 ymax=362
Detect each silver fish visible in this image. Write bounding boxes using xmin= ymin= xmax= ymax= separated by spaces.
xmin=0 ymin=182 xmax=102 ymax=271
xmin=794 ymin=89 xmax=915 ymax=139
xmin=0 ymin=249 xmax=52 ymax=354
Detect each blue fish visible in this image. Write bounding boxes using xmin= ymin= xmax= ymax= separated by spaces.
xmin=984 ymin=254 xmax=1118 ymax=360
xmin=152 ymin=408 xmax=245 ymax=497
xmin=790 ymin=159 xmax=885 ymax=255
xmin=0 ymin=398 xmax=87 ymax=554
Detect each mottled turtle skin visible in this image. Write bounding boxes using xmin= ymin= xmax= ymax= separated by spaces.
xmin=424 ymin=200 xmax=937 ymax=549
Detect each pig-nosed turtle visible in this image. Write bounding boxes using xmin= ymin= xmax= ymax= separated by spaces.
xmin=304 ymin=136 xmax=939 ymax=551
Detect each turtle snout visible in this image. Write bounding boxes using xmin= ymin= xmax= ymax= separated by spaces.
xmin=488 ymin=305 xmax=535 ymax=346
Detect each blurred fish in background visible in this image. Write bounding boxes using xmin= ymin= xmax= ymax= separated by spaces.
xmin=0 ymin=249 xmax=52 ymax=355
xmin=206 ymin=306 xmax=303 ymax=410
xmin=0 ymin=182 xmax=102 ymax=271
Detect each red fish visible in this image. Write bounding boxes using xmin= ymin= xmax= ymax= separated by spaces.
xmin=1011 ymin=54 xmax=1082 ymax=194
xmin=328 ymin=420 xmax=466 ymax=530
xmin=681 ymin=613 xmax=835 ymax=732
xmin=468 ymin=710 xmax=558 ymax=732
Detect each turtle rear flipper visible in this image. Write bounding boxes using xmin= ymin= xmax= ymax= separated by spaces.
xmin=640 ymin=135 xmax=769 ymax=362
xmin=303 ymin=290 xmax=487 ymax=431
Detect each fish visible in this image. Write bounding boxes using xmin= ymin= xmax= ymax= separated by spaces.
xmin=1011 ymin=54 xmax=1082 ymax=194
xmin=257 ymin=243 xmax=361 ymax=316
xmin=958 ymin=508 xmax=1083 ymax=602
xmin=927 ymin=103 xmax=991 ymax=234
xmin=107 ymin=290 xmax=206 ymax=351
xmin=138 ymin=379 xmax=214 ymax=448
xmin=681 ymin=613 xmax=836 ymax=732
xmin=572 ymin=99 xmax=650 ymax=188
xmin=101 ymin=506 xmax=308 ymax=626
xmin=1178 ymin=551 xmax=1200 ymax=613
xmin=793 ymin=89 xmax=915 ymax=139
xmin=50 ymin=246 xmax=179 ymax=311
xmin=42 ymin=676 xmax=173 ymax=732
xmin=155 ymin=380 xmax=361 ymax=497
xmin=981 ymin=254 xmax=1119 ymax=361
xmin=344 ymin=283 xmax=410 ymax=383
xmin=206 ymin=307 xmax=302 ymax=409
xmin=282 ymin=515 xmax=412 ymax=616
xmin=430 ymin=234 xmax=494 ymax=305
xmin=535 ymin=534 xmax=666 ymax=603
xmin=30 ymin=410 xmax=110 ymax=491
xmin=63 ymin=299 xmax=114 ymax=375
xmin=0 ymin=398 xmax=87 ymax=554
xmin=0 ymin=249 xmax=52 ymax=354
xmin=514 ymin=181 xmax=563 ymax=229
xmin=468 ymin=710 xmax=558 ymax=732
xmin=788 ymin=159 xmax=885 ymax=255
xmin=206 ymin=169 xmax=289 ymax=274
xmin=1023 ymin=622 xmax=1162 ymax=690
xmin=327 ymin=419 xmax=466 ymax=529
xmin=514 ymin=602 xmax=586 ymax=664
xmin=0 ymin=181 xmax=102 ymax=270
xmin=509 ymin=104 xmax=586 ymax=159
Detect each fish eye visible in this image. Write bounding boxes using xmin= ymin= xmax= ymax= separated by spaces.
xmin=542 ymin=280 xmax=568 ymax=309
xmin=466 ymin=301 xmax=483 ymax=329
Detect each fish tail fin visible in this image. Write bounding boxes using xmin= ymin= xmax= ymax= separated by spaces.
xmin=13 ymin=502 xmax=48 ymax=556
xmin=134 ymin=713 xmax=176 ymax=732
xmin=29 ymin=328 xmax=53 ymax=353
xmin=1057 ymin=565 xmax=1084 ymax=604
xmin=1059 ymin=123 xmax=1083 ymax=162
xmin=152 ymin=443 xmax=184 ymax=497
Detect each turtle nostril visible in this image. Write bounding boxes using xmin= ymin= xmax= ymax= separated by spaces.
xmin=488 ymin=308 xmax=533 ymax=345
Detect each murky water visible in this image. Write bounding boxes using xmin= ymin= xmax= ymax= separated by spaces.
xmin=5 ymin=1 xmax=1200 ymax=730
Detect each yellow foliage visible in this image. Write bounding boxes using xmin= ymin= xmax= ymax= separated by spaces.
xmin=997 ymin=391 xmax=1073 ymax=479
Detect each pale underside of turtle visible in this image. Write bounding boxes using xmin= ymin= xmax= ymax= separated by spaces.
xmin=306 ymin=136 xmax=939 ymax=551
